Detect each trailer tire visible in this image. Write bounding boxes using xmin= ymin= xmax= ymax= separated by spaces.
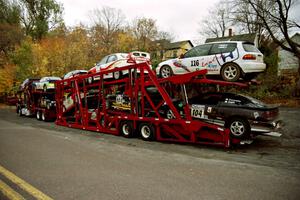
xmin=139 ymin=123 xmax=155 ymax=141
xmin=41 ymin=111 xmax=48 ymax=122
xmin=18 ymin=107 xmax=23 ymax=116
xmin=36 ymin=111 xmax=41 ymax=120
xmin=119 ymin=121 xmax=134 ymax=138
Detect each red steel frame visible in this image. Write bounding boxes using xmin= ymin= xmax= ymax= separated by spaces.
xmin=17 ymin=84 xmax=57 ymax=121
xmin=55 ymin=62 xmax=248 ymax=147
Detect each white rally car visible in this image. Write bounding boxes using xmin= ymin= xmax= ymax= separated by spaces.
xmin=34 ymin=76 xmax=62 ymax=91
xmin=156 ymin=41 xmax=266 ymax=82
xmin=88 ymin=51 xmax=150 ymax=82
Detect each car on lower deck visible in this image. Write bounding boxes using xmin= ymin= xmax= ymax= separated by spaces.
xmin=158 ymin=92 xmax=282 ymax=139
xmin=156 ymin=41 xmax=266 ymax=82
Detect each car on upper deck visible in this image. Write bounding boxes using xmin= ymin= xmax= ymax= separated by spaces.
xmin=156 ymin=41 xmax=266 ymax=82
xmin=34 ymin=76 xmax=62 ymax=92
xmin=87 ymin=51 xmax=150 ymax=82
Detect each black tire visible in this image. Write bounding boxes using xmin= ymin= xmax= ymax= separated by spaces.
xmin=221 ymin=63 xmax=241 ymax=82
xmin=113 ymin=71 xmax=122 ymax=80
xmin=160 ymin=65 xmax=173 ymax=78
xmin=226 ymin=117 xmax=250 ymax=139
xmin=243 ymin=73 xmax=258 ymax=81
xmin=43 ymin=84 xmax=47 ymax=92
xmin=18 ymin=107 xmax=23 ymax=117
xmin=41 ymin=111 xmax=47 ymax=122
xmin=87 ymin=76 xmax=93 ymax=84
xmin=119 ymin=121 xmax=134 ymax=138
xmin=139 ymin=123 xmax=156 ymax=141
xmin=165 ymin=109 xmax=175 ymax=119
xmin=36 ymin=111 xmax=41 ymax=120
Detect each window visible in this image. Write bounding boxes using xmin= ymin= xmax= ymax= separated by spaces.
xmin=98 ymin=56 xmax=109 ymax=65
xmin=242 ymin=43 xmax=260 ymax=52
xmin=209 ymin=43 xmax=237 ymax=54
xmin=107 ymin=55 xmax=117 ymax=63
xmin=184 ymin=44 xmax=212 ymax=58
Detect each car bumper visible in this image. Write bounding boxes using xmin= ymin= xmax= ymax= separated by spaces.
xmin=240 ymin=62 xmax=266 ymax=73
xmin=250 ymin=119 xmax=283 ymax=137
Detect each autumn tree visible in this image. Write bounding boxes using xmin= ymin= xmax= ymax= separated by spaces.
xmin=199 ymin=1 xmax=232 ymax=38
xmin=90 ymin=6 xmax=125 ymax=54
xmin=131 ymin=17 xmax=158 ymax=51
xmin=19 ymin=0 xmax=63 ymax=40
xmin=244 ymin=0 xmax=300 ymax=70
xmin=0 ymin=0 xmax=23 ymax=66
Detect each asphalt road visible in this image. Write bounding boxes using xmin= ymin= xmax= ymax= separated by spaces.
xmin=0 ymin=106 xmax=300 ymax=200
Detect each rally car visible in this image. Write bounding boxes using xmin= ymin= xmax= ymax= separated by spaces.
xmin=158 ymin=92 xmax=281 ymax=139
xmin=87 ymin=51 xmax=150 ymax=83
xmin=156 ymin=41 xmax=266 ymax=82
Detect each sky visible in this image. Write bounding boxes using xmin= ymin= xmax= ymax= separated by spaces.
xmin=57 ymin=0 xmax=220 ymax=44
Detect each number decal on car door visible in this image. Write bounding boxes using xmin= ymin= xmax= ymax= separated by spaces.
xmin=191 ymin=105 xmax=205 ymax=119
xmin=191 ymin=60 xmax=199 ymax=67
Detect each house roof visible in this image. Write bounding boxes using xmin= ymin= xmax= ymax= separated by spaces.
xmin=205 ymin=33 xmax=257 ymax=44
xmin=155 ymin=40 xmax=194 ymax=50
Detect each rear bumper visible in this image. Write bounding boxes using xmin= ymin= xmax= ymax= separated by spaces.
xmin=250 ymin=119 xmax=283 ymax=137
xmin=240 ymin=62 xmax=266 ymax=73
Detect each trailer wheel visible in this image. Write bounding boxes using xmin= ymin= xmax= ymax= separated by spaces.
xmin=18 ymin=107 xmax=23 ymax=117
xmin=119 ymin=121 xmax=134 ymax=138
xmin=41 ymin=111 xmax=48 ymax=122
xmin=139 ymin=123 xmax=155 ymax=141
xmin=36 ymin=111 xmax=41 ymax=120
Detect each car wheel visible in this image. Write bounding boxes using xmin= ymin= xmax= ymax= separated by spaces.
xmin=88 ymin=77 xmax=93 ymax=84
xmin=160 ymin=65 xmax=173 ymax=78
xmin=119 ymin=121 xmax=134 ymax=138
xmin=227 ymin=118 xmax=250 ymax=139
xmin=43 ymin=84 xmax=47 ymax=92
xmin=113 ymin=71 xmax=122 ymax=80
xmin=221 ymin=63 xmax=241 ymax=82
xmin=166 ymin=109 xmax=175 ymax=119
xmin=243 ymin=73 xmax=258 ymax=81
xmin=139 ymin=123 xmax=155 ymax=141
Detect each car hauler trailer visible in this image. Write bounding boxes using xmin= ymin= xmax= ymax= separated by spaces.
xmin=16 ymin=79 xmax=56 ymax=121
xmin=55 ymin=61 xmax=252 ymax=148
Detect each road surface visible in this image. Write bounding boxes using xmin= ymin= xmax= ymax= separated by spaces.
xmin=0 ymin=107 xmax=299 ymax=200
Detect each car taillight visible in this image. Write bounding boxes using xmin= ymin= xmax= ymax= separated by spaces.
xmin=243 ymin=54 xmax=256 ymax=60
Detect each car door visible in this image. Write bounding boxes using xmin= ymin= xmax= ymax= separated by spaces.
xmin=189 ymin=93 xmax=222 ymax=121
xmin=180 ymin=44 xmax=214 ymax=73
xmin=208 ymin=43 xmax=238 ymax=74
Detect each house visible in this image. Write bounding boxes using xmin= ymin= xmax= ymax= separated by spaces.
xmin=153 ymin=40 xmax=194 ymax=61
xmin=205 ymin=32 xmax=259 ymax=47
xmin=278 ymin=33 xmax=300 ymax=76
